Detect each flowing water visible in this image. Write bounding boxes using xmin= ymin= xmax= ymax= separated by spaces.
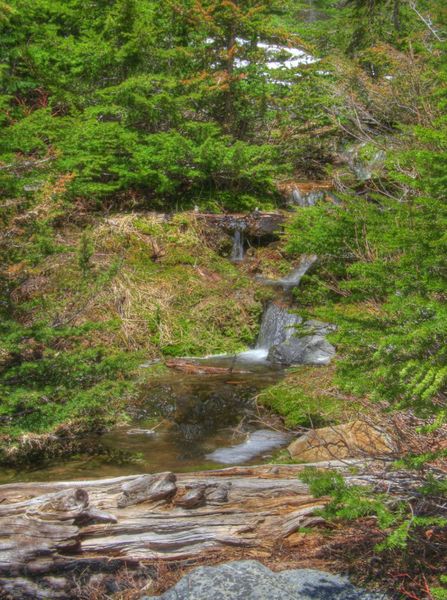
xmin=231 ymin=225 xmax=245 ymax=262
xmin=0 ymin=305 xmax=301 ymax=483
xmin=0 ymin=253 xmax=310 ymax=484
xmin=256 ymin=255 xmax=317 ymax=290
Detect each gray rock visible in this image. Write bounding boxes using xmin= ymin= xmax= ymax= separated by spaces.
xmin=268 ymin=320 xmax=336 ymax=366
xmin=142 ymin=560 xmax=386 ymax=600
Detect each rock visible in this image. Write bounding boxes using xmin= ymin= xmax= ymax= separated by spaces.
xmin=267 ymin=320 xmax=336 ymax=366
xmin=288 ymin=421 xmax=394 ymax=462
xmin=142 ymin=560 xmax=385 ymax=599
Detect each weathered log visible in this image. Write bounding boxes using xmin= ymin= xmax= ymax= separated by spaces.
xmin=1 ymin=461 xmax=393 ymax=599
xmin=117 ymin=472 xmax=177 ymax=508
xmin=195 ymin=212 xmax=285 ymax=238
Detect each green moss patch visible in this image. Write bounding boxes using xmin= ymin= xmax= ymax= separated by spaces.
xmin=258 ymin=365 xmax=359 ymax=428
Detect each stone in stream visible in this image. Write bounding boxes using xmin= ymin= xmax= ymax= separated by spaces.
xmin=142 ymin=560 xmax=386 ymax=599
xmin=206 ymin=430 xmax=289 ymax=465
xmin=256 ymin=303 xmax=302 ymax=350
xmin=268 ymin=320 xmax=336 ymax=366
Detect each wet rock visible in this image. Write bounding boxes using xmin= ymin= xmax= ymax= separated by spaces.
xmin=142 ymin=560 xmax=386 ymax=599
xmin=288 ymin=421 xmax=394 ymax=462
xmin=256 ymin=303 xmax=302 ymax=350
xmin=267 ymin=320 xmax=336 ymax=366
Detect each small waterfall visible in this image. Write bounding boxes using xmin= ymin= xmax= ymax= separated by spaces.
xmin=280 ymin=254 xmax=317 ymax=289
xmin=256 ymin=303 xmax=302 ymax=350
xmin=231 ymin=229 xmax=244 ymax=262
xmin=231 ymin=224 xmax=245 ymax=262
xmin=255 ymin=254 xmax=317 ymax=290
xmin=292 ymin=188 xmax=325 ymax=207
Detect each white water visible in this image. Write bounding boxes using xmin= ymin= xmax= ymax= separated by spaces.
xmin=206 ymin=429 xmax=289 ymax=464
xmin=198 ymin=303 xmax=303 ymax=367
xmin=278 ymin=255 xmax=318 ymax=288
xmin=256 ymin=255 xmax=317 ymax=290
xmin=231 ymin=228 xmax=245 ymax=262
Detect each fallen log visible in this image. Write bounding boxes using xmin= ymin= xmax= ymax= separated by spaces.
xmin=2 ymin=460 xmax=410 ymax=599
xmin=0 ymin=464 xmax=329 ymax=599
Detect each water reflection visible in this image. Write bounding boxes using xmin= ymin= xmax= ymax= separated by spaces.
xmin=0 ymin=366 xmax=285 ymax=483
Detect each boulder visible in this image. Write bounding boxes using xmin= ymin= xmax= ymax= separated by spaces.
xmin=267 ymin=320 xmax=336 ymax=366
xmin=288 ymin=421 xmax=394 ymax=462
xmin=142 ymin=560 xmax=385 ymax=600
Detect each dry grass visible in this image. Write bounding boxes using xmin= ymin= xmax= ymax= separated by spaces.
xmin=19 ymin=212 xmax=264 ymax=358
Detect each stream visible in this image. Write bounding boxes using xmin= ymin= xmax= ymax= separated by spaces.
xmin=0 ymin=366 xmax=285 ymax=484
xmin=0 ymin=235 xmax=315 ymax=485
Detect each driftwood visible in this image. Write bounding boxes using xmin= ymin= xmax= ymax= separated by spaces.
xmin=1 ymin=459 xmax=414 ymax=599
xmin=0 ymin=464 xmax=337 ymax=599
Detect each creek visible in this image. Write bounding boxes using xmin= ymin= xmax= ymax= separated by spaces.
xmin=0 ymin=226 xmax=316 ymax=484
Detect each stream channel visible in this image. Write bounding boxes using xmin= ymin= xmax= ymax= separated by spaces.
xmin=0 ymin=229 xmax=312 ymax=484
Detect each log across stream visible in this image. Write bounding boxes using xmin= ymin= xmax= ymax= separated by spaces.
xmin=0 ymin=463 xmax=337 ymax=598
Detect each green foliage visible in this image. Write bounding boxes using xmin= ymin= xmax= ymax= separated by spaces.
xmin=77 ymin=229 xmax=94 ymax=277
xmin=431 ymin=575 xmax=447 ymax=600
xmin=1 ymin=0 xmax=329 ymax=207
xmin=300 ymin=467 xmax=401 ymax=529
xmin=300 ymin=468 xmax=447 ymax=552
xmin=285 ymin=31 xmax=447 ymax=418
xmin=0 ymin=213 xmax=264 ymax=455
xmin=258 ymin=366 xmax=350 ymax=428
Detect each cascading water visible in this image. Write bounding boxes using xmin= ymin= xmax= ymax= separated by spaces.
xmin=292 ymin=188 xmax=324 ymax=207
xmin=279 ymin=255 xmax=318 ymax=289
xmin=199 ymin=302 xmax=302 ymax=364
xmin=255 ymin=254 xmax=317 ymax=290
xmin=231 ymin=225 xmax=245 ymax=262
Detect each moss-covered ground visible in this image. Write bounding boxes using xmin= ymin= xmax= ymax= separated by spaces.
xmin=258 ymin=364 xmax=360 ymax=429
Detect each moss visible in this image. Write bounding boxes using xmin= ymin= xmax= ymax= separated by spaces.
xmin=258 ymin=365 xmax=358 ymax=428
